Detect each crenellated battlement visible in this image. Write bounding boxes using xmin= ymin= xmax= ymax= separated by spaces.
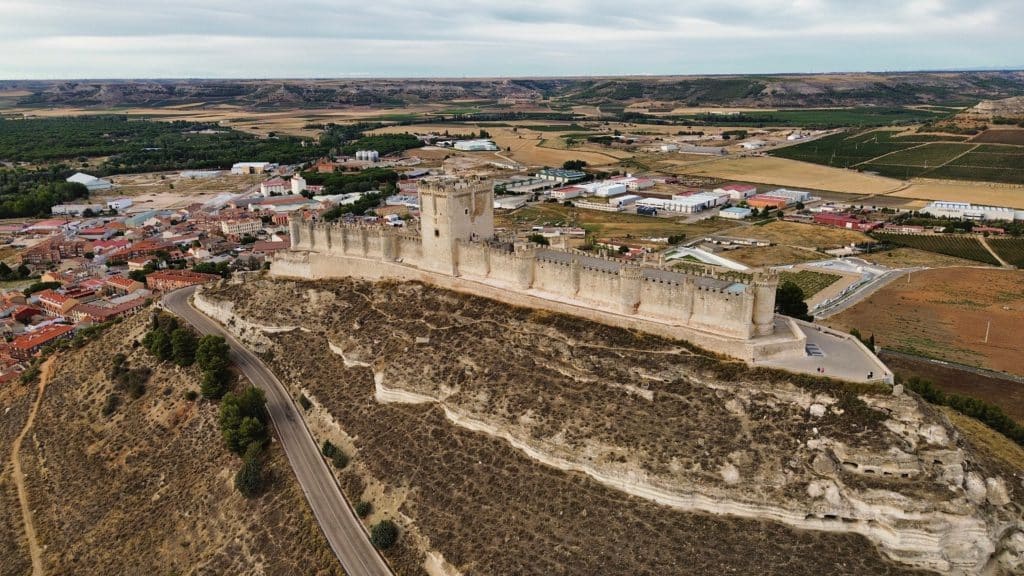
xmin=278 ymin=177 xmax=777 ymax=343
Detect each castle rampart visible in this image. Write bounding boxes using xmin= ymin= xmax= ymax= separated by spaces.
xmin=273 ymin=177 xmax=809 ymax=362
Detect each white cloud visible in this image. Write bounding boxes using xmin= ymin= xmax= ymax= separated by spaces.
xmin=0 ymin=0 xmax=1020 ymax=77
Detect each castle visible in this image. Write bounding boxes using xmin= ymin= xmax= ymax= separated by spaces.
xmin=272 ymin=177 xmax=810 ymax=361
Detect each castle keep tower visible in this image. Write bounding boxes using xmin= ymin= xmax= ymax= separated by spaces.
xmin=418 ymin=177 xmax=494 ymax=276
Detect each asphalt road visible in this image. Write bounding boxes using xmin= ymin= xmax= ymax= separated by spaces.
xmin=163 ymin=286 xmax=392 ymax=576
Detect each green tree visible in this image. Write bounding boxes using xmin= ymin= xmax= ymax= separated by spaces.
xmin=147 ymin=329 xmax=173 ymax=361
xmin=196 ymin=335 xmax=231 ymax=373
xmin=170 ymin=328 xmax=198 ymax=366
xmin=775 ymin=281 xmax=811 ymax=321
xmin=370 ymin=520 xmax=399 ymax=549
xmin=200 ymin=367 xmax=230 ymax=399
xmin=234 ymin=454 xmax=263 ymax=498
xmin=355 ymin=501 xmax=373 ymax=518
xmin=562 ymin=159 xmax=587 ymax=171
xmin=219 ymin=387 xmax=268 ymax=454
xmin=527 ymin=233 xmax=550 ymax=246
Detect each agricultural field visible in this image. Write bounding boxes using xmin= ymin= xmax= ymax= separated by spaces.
xmin=771 ymin=129 xmax=1024 ymax=185
xmin=826 ymin=267 xmax=1024 ymax=376
xmin=988 ymin=237 xmax=1024 ymax=267
xmin=778 ymin=270 xmax=843 ymax=298
xmin=673 ymin=107 xmax=949 ymax=128
xmin=723 ymin=245 xmax=824 ymax=267
xmin=670 ymin=155 xmax=903 ymax=195
xmin=371 ymin=123 xmax=625 ymax=167
xmin=860 ymin=247 xmax=983 ymax=268
xmin=872 ymin=233 xmax=1000 ymax=265
xmin=970 ymin=129 xmax=1024 ymax=145
xmin=887 ymin=179 xmax=1024 ymax=209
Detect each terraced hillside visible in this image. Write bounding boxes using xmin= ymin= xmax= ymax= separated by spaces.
xmin=198 ymin=275 xmax=1024 ymax=576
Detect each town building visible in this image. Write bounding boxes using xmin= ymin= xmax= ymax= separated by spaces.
xmin=291 ymin=174 xmax=307 ymax=195
xmin=107 ymin=198 xmax=134 ymax=212
xmin=719 ymin=207 xmax=753 ymax=220
xmin=34 ymin=290 xmax=79 ymax=316
xmin=537 ymin=168 xmax=588 ymax=184
xmin=11 ymin=324 xmax=75 ymax=360
xmin=231 ymin=162 xmax=275 ymax=175
xmin=453 ymin=139 xmax=499 ymax=151
xmin=66 ymin=172 xmax=113 ymax=191
xmin=51 ymin=203 xmax=105 ymax=216
xmin=747 ymin=195 xmax=792 ymax=210
xmin=145 ymin=270 xmax=221 ymax=292
xmin=221 ymin=218 xmax=262 ymax=238
xmin=105 ymin=275 xmax=144 ymax=294
xmin=920 ymin=201 xmax=1024 ymax=222
xmin=714 ymin=183 xmax=758 ymax=200
xmin=260 ymin=177 xmax=289 ymax=196
xmin=21 ymin=238 xmax=88 ymax=266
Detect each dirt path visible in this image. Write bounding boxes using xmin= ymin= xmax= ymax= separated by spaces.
xmin=10 ymin=356 xmax=56 ymax=576
xmin=979 ymin=236 xmax=1010 ymax=267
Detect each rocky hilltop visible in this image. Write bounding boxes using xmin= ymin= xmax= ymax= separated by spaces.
xmin=198 ymin=275 xmax=1024 ymax=576
xmin=969 ymin=96 xmax=1024 ymax=119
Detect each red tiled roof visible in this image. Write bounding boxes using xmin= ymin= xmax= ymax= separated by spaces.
xmin=146 ymin=270 xmax=220 ymax=283
xmin=12 ymin=324 xmax=74 ymax=351
xmin=106 ymin=275 xmax=139 ymax=289
xmin=35 ymin=290 xmax=73 ymax=305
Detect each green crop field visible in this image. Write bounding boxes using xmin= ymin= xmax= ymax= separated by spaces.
xmin=988 ymin=238 xmax=1024 ymax=267
xmin=778 ymin=270 xmax=842 ymax=298
xmin=872 ymin=233 xmax=1000 ymax=265
xmin=771 ymin=129 xmax=1024 ymax=184
xmin=863 ymin=143 xmax=974 ymax=167
xmin=675 ymin=107 xmax=948 ymax=129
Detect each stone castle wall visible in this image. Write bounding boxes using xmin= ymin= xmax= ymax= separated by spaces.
xmin=277 ymin=220 xmax=805 ymax=360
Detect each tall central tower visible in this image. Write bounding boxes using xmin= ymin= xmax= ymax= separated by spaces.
xmin=418 ymin=177 xmax=494 ymax=276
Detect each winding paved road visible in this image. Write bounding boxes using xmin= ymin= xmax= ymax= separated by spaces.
xmin=163 ymin=286 xmax=392 ymax=576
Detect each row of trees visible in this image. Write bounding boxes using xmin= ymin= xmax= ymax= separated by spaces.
xmin=0 ymin=180 xmax=89 ymax=219
xmin=141 ymin=312 xmax=270 ymax=496
xmin=902 ymin=376 xmax=1024 ymax=446
xmin=322 ymin=191 xmax=385 ymax=222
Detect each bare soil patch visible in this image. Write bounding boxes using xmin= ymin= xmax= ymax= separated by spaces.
xmin=669 ymin=156 xmax=904 ymax=195
xmin=970 ymin=129 xmax=1024 ymax=145
xmin=720 ymin=220 xmax=872 ymax=250
xmin=826 ymin=268 xmax=1024 ymax=376
xmin=881 ymin=352 xmax=1024 ymax=424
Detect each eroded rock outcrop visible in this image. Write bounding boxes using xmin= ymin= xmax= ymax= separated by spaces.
xmin=198 ymin=278 xmax=1024 ymax=575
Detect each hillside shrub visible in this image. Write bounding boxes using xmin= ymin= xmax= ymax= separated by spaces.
xmin=370 ymin=520 xmax=399 ymax=549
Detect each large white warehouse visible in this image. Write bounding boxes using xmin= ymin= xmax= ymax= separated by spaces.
xmin=921 ymin=201 xmax=1024 ymax=221
xmin=453 ymin=139 xmax=499 ymax=151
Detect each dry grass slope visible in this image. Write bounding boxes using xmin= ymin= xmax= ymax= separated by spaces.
xmin=11 ymin=313 xmax=342 ymax=575
xmin=204 ymin=277 xmax=953 ymax=576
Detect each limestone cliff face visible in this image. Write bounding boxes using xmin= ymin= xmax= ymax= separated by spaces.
xmin=196 ymin=279 xmax=1024 ymax=576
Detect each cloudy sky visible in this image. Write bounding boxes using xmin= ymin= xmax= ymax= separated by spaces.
xmin=1 ymin=0 xmax=1022 ymax=78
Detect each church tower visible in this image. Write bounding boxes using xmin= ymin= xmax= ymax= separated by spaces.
xmin=418 ymin=177 xmax=494 ymax=276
